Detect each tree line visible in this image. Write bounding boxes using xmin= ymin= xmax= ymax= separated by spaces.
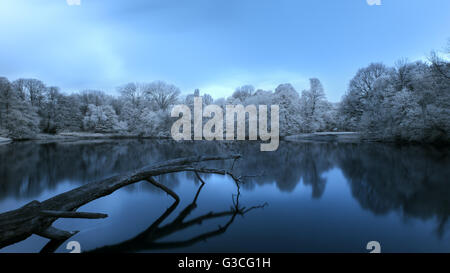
xmin=0 ymin=77 xmax=339 ymax=139
xmin=0 ymin=49 xmax=448 ymax=142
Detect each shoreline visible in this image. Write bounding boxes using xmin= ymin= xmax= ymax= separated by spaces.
xmin=2 ymin=132 xmax=448 ymax=147
xmin=4 ymin=131 xmax=362 ymax=143
xmin=284 ymin=132 xmax=362 ymax=143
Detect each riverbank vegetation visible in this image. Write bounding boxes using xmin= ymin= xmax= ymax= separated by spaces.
xmin=0 ymin=46 xmax=448 ymax=144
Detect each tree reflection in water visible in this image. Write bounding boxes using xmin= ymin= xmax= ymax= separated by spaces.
xmin=0 ymin=140 xmax=449 ymax=237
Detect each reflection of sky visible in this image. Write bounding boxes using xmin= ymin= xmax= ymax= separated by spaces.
xmin=1 ymin=0 xmax=449 ymax=101
xmin=2 ymin=170 xmax=449 ymax=253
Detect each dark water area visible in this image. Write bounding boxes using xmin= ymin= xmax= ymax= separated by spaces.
xmin=0 ymin=139 xmax=449 ymax=253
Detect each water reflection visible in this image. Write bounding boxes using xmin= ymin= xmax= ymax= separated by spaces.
xmin=37 ymin=175 xmax=266 ymax=253
xmin=0 ymin=140 xmax=336 ymax=199
xmin=334 ymin=144 xmax=450 ymax=237
xmin=0 ymin=140 xmax=449 ymax=238
xmin=89 ymin=180 xmax=265 ymax=253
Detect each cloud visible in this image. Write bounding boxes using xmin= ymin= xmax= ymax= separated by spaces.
xmin=0 ymin=0 xmax=448 ymax=101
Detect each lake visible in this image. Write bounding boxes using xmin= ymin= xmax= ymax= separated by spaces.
xmin=0 ymin=139 xmax=449 ymax=253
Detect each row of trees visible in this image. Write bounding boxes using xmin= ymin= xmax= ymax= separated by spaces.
xmin=0 ymin=76 xmax=339 ymax=139
xmin=0 ymin=45 xmax=448 ymax=142
xmin=223 ymin=80 xmax=338 ymax=136
xmin=0 ymin=79 xmax=181 ymax=138
xmin=113 ymin=78 xmax=340 ymax=138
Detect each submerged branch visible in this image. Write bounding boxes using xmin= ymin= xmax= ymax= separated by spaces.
xmin=146 ymin=177 xmax=180 ymax=204
xmin=36 ymin=226 xmax=78 ymax=241
xmin=39 ymin=210 xmax=108 ymax=219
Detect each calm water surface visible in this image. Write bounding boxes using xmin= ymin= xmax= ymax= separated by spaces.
xmin=0 ymin=140 xmax=449 ymax=253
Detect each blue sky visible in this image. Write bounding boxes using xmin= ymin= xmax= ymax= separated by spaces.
xmin=0 ymin=0 xmax=449 ymax=102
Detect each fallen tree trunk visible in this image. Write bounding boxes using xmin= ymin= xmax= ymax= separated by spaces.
xmin=0 ymin=154 xmax=240 ymax=249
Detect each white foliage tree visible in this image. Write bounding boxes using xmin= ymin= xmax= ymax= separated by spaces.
xmin=83 ymin=104 xmax=122 ymax=133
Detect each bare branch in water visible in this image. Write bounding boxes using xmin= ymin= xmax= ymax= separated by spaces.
xmin=0 ymin=154 xmax=241 ymax=249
